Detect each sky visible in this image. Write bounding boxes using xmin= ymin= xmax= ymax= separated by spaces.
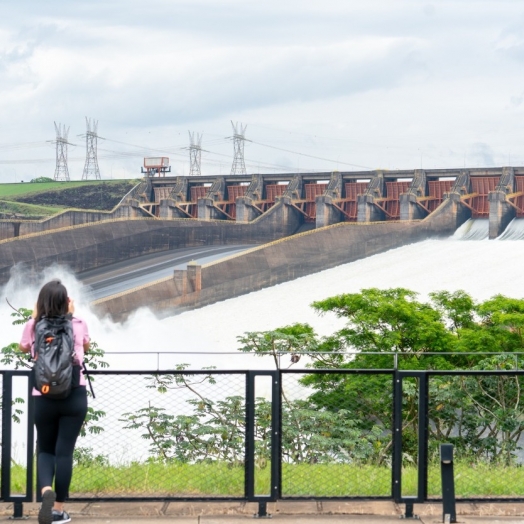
xmin=1 ymin=0 xmax=524 ymax=182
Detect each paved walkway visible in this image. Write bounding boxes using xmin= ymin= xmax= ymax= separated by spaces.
xmin=2 ymin=501 xmax=524 ymax=523
xmin=21 ymin=517 xmax=524 ymax=524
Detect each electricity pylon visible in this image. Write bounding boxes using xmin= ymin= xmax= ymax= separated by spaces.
xmin=80 ymin=117 xmax=102 ymax=180
xmin=229 ymin=121 xmax=248 ymax=176
xmin=52 ymin=122 xmax=72 ymax=181
xmin=188 ymin=131 xmax=203 ymax=176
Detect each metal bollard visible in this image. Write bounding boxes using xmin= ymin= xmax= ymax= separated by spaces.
xmin=440 ymin=444 xmax=456 ymax=523
xmin=254 ymin=501 xmax=271 ymax=518
xmin=10 ymin=500 xmax=27 ymax=520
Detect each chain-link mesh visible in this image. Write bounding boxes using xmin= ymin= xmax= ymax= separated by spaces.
xmin=399 ymin=376 xmax=420 ymax=498
xmin=12 ymin=374 xmax=31 ymax=497
xmin=427 ymin=373 xmax=524 ymax=499
xmin=0 ymin=372 xmax=33 ymax=498
xmin=280 ymin=372 xmax=393 ymax=498
xmin=70 ymin=371 xmax=246 ymax=499
xmin=4 ymin=368 xmax=524 ymax=503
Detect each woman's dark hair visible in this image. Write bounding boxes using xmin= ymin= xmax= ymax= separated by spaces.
xmin=34 ymin=280 xmax=69 ymax=327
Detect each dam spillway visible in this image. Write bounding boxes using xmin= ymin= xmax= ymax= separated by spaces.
xmin=2 ymin=165 xmax=524 ymax=244
xmin=3 ymin=232 xmax=518 ymax=371
xmin=497 ymin=217 xmax=524 ymax=240
xmin=1 ymin=221 xmax=523 ymax=371
xmin=147 ymin=235 xmax=524 ymax=369
xmin=2 ymin=165 xmax=524 ymax=320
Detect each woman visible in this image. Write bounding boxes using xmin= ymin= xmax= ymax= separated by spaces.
xmin=19 ymin=280 xmax=90 ymax=524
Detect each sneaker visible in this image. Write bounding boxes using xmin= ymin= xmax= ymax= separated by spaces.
xmin=38 ymin=489 xmax=56 ymax=524
xmin=52 ymin=509 xmax=71 ymax=523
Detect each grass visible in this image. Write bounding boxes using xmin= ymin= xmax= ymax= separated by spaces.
xmin=0 ymin=199 xmax=64 ymax=217
xmin=72 ymin=461 xmax=246 ymax=497
xmin=427 ymin=462 xmax=524 ymax=498
xmin=9 ymin=462 xmax=29 ymax=494
xmin=8 ymin=461 xmax=524 ymax=499
xmin=0 ymin=180 xmax=109 ymax=198
xmin=281 ymin=463 xmax=391 ymax=497
xmin=0 ymin=179 xmax=137 ymax=217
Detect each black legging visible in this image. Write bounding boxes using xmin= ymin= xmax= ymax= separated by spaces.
xmin=34 ymin=387 xmax=88 ymax=502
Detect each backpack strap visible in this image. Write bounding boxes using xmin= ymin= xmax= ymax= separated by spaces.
xmin=82 ymin=362 xmax=96 ymax=399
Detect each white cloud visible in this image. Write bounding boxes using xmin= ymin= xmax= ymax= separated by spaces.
xmin=0 ymin=0 xmax=524 ymax=180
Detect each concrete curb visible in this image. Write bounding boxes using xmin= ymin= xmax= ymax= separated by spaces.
xmin=2 ymin=500 xmax=524 ymax=520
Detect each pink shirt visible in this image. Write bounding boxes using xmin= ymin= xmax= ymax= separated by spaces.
xmin=20 ymin=316 xmax=90 ymax=394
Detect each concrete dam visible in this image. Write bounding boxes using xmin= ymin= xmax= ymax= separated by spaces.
xmin=0 ymin=166 xmax=522 ymax=320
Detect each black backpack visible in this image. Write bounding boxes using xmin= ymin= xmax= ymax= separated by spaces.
xmin=33 ymin=315 xmax=77 ymax=399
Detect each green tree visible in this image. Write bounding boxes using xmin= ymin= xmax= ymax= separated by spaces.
xmin=238 ymin=288 xmax=524 ymax=465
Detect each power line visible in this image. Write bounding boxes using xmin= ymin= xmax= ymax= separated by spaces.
xmin=0 ymin=124 xmax=374 ymax=174
xmin=250 ymin=139 xmax=372 ymax=170
xmin=0 ymin=141 xmax=50 ymax=151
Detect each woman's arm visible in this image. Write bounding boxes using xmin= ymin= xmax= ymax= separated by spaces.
xmin=19 ymin=343 xmax=31 ymax=353
xmin=19 ymin=319 xmax=35 ymax=354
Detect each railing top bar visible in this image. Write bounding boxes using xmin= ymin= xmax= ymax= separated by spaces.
xmin=45 ymin=368 xmax=396 ymax=376
xmin=100 ymin=351 xmax=524 ymax=356
xmin=425 ymin=369 xmax=524 ymax=376
xmin=0 ymin=369 xmax=32 ymax=376
xmin=283 ymin=368 xmax=524 ymax=375
xmin=3 ymin=368 xmax=524 ymax=376
xmin=281 ymin=368 xmax=395 ymax=375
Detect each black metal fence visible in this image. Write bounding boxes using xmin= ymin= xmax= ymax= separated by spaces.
xmin=2 ymin=367 xmax=524 ymax=518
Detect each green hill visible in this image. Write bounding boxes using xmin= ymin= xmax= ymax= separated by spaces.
xmin=0 ymin=179 xmax=138 ymax=219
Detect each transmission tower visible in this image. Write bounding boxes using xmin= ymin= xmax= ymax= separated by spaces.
xmin=188 ymin=131 xmax=203 ymax=176
xmin=81 ymin=117 xmax=101 ymax=180
xmin=229 ymin=121 xmax=248 ymax=176
xmin=52 ymin=122 xmax=72 ymax=181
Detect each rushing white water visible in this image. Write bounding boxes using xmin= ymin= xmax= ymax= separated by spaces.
xmin=453 ymin=218 xmax=489 ymax=240
xmin=2 ymin=221 xmax=524 ymax=464
xmin=498 ymin=217 xmax=524 ymax=240
xmin=454 ymin=217 xmax=524 ymax=241
xmin=2 ymin=225 xmax=524 ymax=370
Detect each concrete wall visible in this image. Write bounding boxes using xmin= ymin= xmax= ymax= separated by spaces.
xmin=0 ymin=201 xmax=149 ymax=241
xmin=488 ymin=167 xmax=516 ymax=239
xmin=0 ymin=197 xmax=303 ymax=285
xmin=421 ymin=193 xmax=471 ymax=232
xmin=0 ymin=181 xmax=468 ymax=321
xmin=489 ymin=191 xmax=516 ymax=239
xmin=93 ymin=215 xmax=456 ymax=322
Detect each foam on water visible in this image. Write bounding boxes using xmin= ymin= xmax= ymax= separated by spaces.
xmin=498 ymin=218 xmax=524 ymax=240
xmin=452 ymin=218 xmax=489 ymax=240
xmin=2 ymin=229 xmax=524 ymax=370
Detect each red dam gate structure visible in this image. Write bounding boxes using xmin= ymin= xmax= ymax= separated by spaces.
xmin=342 ymin=182 xmax=368 ymax=221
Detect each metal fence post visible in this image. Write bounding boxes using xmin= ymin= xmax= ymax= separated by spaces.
xmin=1 ymin=372 xmax=12 ymax=502
xmin=392 ymin=370 xmax=402 ymax=502
xmin=395 ymin=371 xmax=431 ymax=520
xmin=418 ymin=372 xmax=429 ymax=505
xmin=440 ymin=444 xmax=456 ymax=523
xmin=1 ymin=371 xmax=33 ymax=520
xmin=246 ymin=371 xmax=280 ymax=518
